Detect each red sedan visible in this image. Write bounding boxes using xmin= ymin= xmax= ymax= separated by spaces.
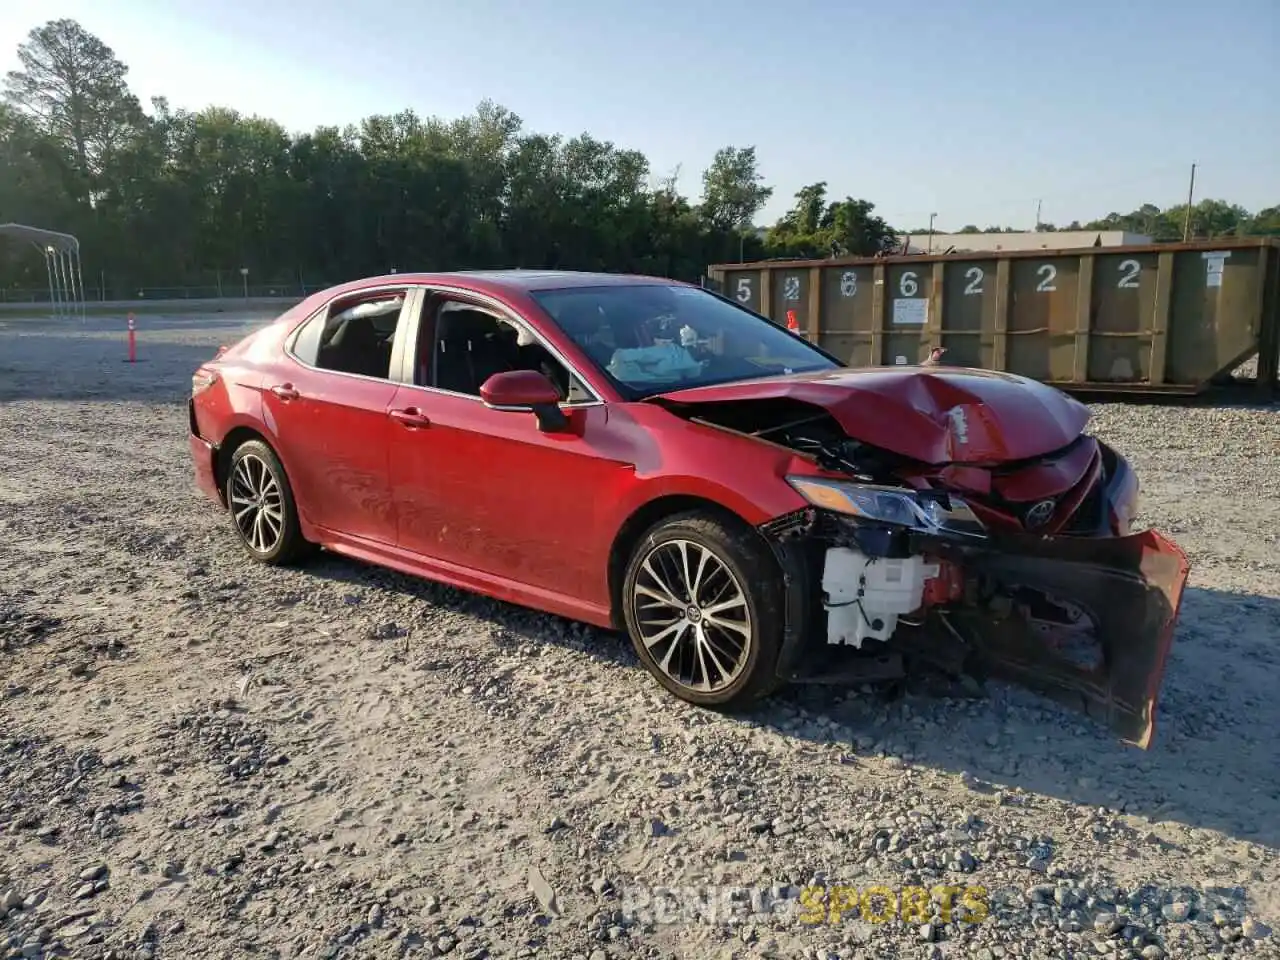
xmin=188 ymin=270 xmax=1189 ymax=747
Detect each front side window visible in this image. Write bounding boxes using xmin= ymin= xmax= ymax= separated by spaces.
xmin=528 ymin=283 xmax=840 ymax=399
xmin=424 ymin=297 xmax=592 ymax=403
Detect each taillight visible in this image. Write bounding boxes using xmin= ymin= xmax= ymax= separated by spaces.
xmin=192 ymin=368 xmax=218 ymax=395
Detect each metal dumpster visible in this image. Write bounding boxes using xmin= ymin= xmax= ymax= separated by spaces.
xmin=707 ymin=237 xmax=1280 ymax=399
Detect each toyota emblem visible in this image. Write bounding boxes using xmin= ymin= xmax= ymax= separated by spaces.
xmin=1024 ymin=499 xmax=1056 ymax=529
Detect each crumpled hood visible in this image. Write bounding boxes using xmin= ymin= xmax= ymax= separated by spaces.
xmin=648 ymin=366 xmax=1092 ymax=465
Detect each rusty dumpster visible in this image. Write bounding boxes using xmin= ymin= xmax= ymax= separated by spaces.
xmin=707 ymin=237 xmax=1280 ymax=399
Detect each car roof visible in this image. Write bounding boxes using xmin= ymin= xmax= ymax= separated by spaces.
xmin=333 ymin=269 xmax=688 ymax=298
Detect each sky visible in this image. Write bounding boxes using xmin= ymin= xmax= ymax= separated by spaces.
xmin=2 ymin=0 xmax=1277 ymax=230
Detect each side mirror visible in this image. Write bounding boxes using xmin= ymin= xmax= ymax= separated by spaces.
xmin=479 ymin=370 xmax=568 ymax=432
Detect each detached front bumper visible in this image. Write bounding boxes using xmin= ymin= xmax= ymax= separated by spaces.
xmin=763 ymin=514 xmax=1191 ymax=749
xmin=946 ymin=528 xmax=1190 ymax=749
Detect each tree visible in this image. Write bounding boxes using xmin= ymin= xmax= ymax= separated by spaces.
xmin=1083 ymin=199 xmax=1257 ymax=241
xmin=0 ymin=103 xmax=85 ymax=287
xmin=0 ymin=103 xmax=76 ymax=223
xmin=1249 ymin=206 xmax=1280 ymax=237
xmin=3 ymin=19 xmax=144 ymax=195
xmin=825 ymin=197 xmax=897 ymax=256
xmin=766 ymin=183 xmax=897 ymax=258
xmin=698 ymin=146 xmax=772 ymax=233
xmin=0 ymin=18 xmax=1275 ymax=298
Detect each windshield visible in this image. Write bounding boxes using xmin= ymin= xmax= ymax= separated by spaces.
xmin=529 ymin=283 xmax=840 ymax=399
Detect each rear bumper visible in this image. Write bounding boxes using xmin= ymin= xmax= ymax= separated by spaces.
xmin=189 ymin=431 xmax=222 ymax=506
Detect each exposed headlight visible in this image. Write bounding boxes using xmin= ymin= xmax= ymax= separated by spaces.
xmin=785 ymin=475 xmax=986 ymax=538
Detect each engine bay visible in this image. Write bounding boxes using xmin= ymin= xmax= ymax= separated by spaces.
xmin=677 ymin=396 xmax=916 ymax=484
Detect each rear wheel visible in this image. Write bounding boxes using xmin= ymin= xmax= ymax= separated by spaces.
xmin=225 ymin=439 xmax=314 ymax=566
xmin=621 ymin=510 xmax=785 ymax=708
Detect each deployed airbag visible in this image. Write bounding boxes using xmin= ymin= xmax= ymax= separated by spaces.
xmin=608 ymin=344 xmax=703 ymax=384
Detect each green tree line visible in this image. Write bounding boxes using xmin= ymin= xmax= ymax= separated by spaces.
xmin=909 ymin=200 xmax=1280 ymax=241
xmin=2 ymin=19 xmax=1276 ymax=298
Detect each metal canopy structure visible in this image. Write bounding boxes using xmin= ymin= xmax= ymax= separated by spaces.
xmin=0 ymin=222 xmax=86 ymax=319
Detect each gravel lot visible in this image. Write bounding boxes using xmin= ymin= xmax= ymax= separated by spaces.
xmin=2 ymin=311 xmax=1279 ymax=960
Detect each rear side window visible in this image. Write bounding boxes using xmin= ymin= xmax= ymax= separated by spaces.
xmin=290 ymin=312 xmax=325 ymax=366
xmin=290 ymin=289 xmax=407 ymax=380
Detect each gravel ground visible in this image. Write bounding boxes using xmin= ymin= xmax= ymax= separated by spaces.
xmin=2 ymin=311 xmax=1279 ymax=960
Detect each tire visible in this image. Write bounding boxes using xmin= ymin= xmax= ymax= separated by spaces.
xmin=224 ymin=439 xmax=315 ymax=566
xmin=621 ymin=509 xmax=785 ymax=708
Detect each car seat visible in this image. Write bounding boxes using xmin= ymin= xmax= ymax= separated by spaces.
xmin=322 ymin=316 xmax=387 ymax=378
xmin=516 ymin=340 xmax=569 ymax=400
xmin=554 ymin=299 xmax=614 ymax=369
xmin=434 ymin=308 xmax=518 ymax=395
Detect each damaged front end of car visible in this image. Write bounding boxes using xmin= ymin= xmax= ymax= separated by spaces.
xmin=650 ymin=375 xmax=1191 ymax=748
xmin=759 ymin=494 xmax=1189 ymax=750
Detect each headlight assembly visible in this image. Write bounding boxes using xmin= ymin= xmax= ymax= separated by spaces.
xmin=785 ymin=475 xmax=986 ymax=538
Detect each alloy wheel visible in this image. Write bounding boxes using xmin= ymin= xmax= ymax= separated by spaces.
xmin=229 ymin=453 xmax=285 ymax=554
xmin=630 ymin=538 xmax=752 ymax=693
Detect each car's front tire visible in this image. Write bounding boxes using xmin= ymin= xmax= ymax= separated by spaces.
xmin=621 ymin=509 xmax=785 ymax=708
xmin=225 ymin=439 xmax=314 ymax=566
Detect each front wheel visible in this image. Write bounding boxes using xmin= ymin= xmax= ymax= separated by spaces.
xmin=621 ymin=510 xmax=785 ymax=708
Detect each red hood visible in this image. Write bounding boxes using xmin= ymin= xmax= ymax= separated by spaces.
xmin=649 ymin=367 xmax=1091 ymax=465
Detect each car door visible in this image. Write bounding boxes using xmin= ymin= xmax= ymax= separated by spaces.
xmin=388 ymin=289 xmax=631 ymax=605
xmin=262 ymin=285 xmax=414 ymax=546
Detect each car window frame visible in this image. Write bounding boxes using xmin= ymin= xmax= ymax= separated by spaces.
xmin=399 ymin=283 xmax=605 ymax=408
xmin=284 ymin=283 xmax=418 ymax=386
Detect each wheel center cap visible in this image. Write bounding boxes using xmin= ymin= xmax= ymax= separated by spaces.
xmin=686 ymin=605 xmax=702 ymax=623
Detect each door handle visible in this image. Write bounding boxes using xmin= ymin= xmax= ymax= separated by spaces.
xmin=269 ymin=383 xmax=299 ymax=401
xmin=389 ymin=407 xmax=431 ymax=428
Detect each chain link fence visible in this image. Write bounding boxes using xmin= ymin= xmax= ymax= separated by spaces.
xmin=0 ymin=263 xmax=346 ymax=304
xmin=0 ymin=281 xmax=334 ymax=304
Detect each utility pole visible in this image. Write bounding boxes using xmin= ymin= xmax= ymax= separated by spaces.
xmin=1182 ymin=163 xmax=1197 ymax=241
xmin=927 ymin=212 xmax=937 ymax=253
xmin=1034 ymin=199 xmax=1042 ymax=231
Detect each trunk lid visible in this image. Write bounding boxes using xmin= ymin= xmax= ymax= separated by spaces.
xmin=648 ymin=367 xmax=1091 ymax=465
